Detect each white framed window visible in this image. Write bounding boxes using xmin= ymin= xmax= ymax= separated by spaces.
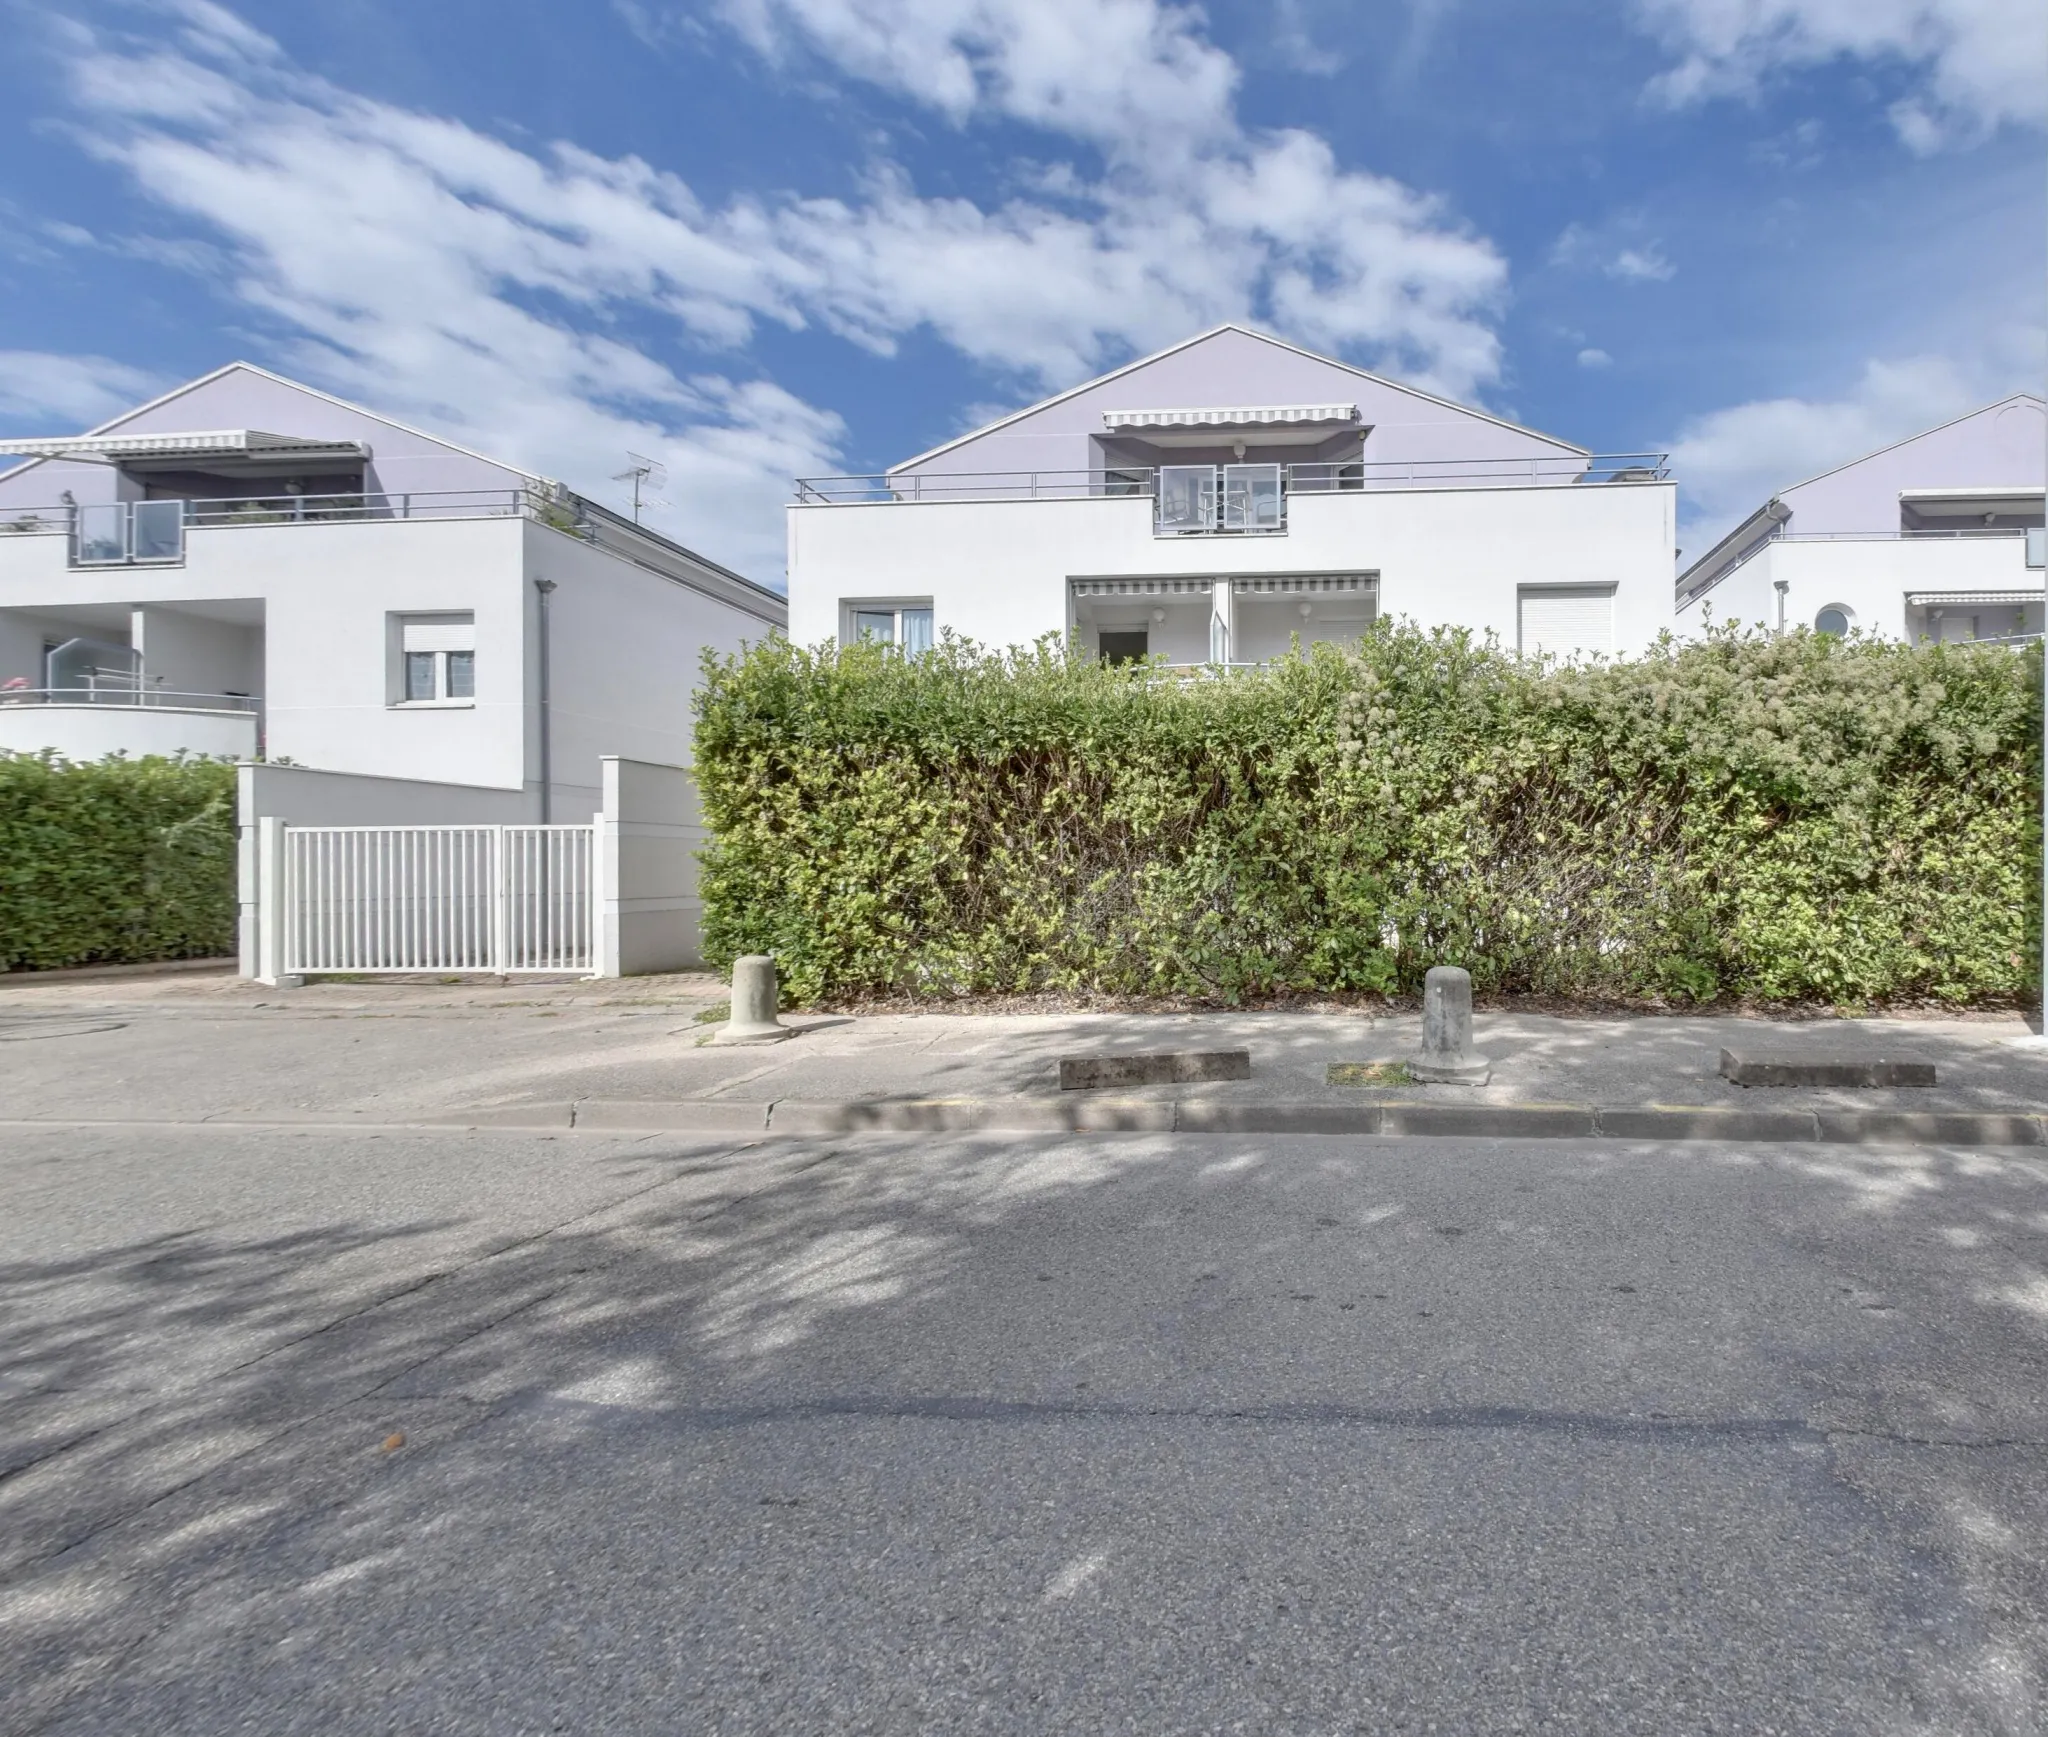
xmin=1814 ymin=604 xmax=1854 ymax=637
xmin=841 ymin=600 xmax=935 ymax=654
xmin=392 ymin=613 xmax=476 ymax=706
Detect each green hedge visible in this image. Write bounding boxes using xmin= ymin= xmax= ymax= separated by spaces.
xmin=0 ymin=753 xmax=239 ymax=971
xmin=694 ymin=623 xmax=2042 ymax=1008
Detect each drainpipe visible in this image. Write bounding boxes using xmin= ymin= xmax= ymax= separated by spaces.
xmin=533 ymin=577 xmax=556 ymax=823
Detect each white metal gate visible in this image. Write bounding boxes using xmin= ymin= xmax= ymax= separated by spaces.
xmin=282 ymin=825 xmax=596 ymax=975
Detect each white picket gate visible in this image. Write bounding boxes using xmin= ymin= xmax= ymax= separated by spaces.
xmin=278 ymin=824 xmax=596 ymax=976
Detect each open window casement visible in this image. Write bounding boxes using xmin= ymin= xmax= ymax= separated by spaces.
xmin=1221 ymin=464 xmax=1283 ymax=531
xmin=1156 ymin=466 xmax=1217 ymax=534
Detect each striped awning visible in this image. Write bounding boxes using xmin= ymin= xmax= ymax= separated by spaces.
xmin=1905 ymin=589 xmax=2044 ymax=607
xmin=1102 ymin=405 xmax=1357 ymax=432
xmin=0 ymin=429 xmax=367 ymax=461
xmin=1070 ymin=578 xmax=1213 ymax=598
xmin=1233 ymin=575 xmax=1375 ymax=596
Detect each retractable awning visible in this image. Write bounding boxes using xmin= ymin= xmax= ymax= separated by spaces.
xmin=1102 ymin=405 xmax=1357 ymax=432
xmin=1904 ymin=588 xmax=2044 ymax=608
xmin=0 ymin=429 xmax=368 ymax=465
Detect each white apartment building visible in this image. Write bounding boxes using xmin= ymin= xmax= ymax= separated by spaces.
xmin=0 ymin=364 xmax=783 ymax=818
xmin=787 ymin=325 xmax=1679 ymax=664
xmin=1676 ymin=396 xmax=2047 ymax=643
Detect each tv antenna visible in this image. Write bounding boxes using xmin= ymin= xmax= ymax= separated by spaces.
xmin=612 ymin=452 xmax=667 ymax=524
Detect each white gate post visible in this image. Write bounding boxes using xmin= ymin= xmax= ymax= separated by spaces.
xmin=255 ymin=816 xmax=300 ymax=987
xmin=489 ymin=826 xmax=511 ymax=975
xmin=591 ymin=814 xmax=617 ymax=978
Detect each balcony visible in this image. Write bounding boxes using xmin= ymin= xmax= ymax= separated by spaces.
xmin=0 ymin=682 xmax=263 ymax=762
xmin=0 ymin=487 xmax=573 ymax=570
xmin=793 ymin=454 xmax=1671 ymax=537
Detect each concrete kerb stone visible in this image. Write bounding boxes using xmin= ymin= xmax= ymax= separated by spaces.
xmin=1595 ymin=1107 xmax=1821 ymax=1143
xmin=1721 ymin=1049 xmax=1940 ymax=1088
xmin=54 ymin=1099 xmax=2044 ymax=1147
xmin=573 ymin=1100 xmax=770 ymax=1132
xmin=1059 ymin=1051 xmax=1252 ymax=1090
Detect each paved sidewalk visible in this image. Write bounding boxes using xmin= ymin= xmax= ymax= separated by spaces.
xmin=0 ymin=969 xmax=2041 ymax=1142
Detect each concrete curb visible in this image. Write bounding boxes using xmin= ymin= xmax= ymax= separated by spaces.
xmin=427 ymin=1097 xmax=2048 ymax=1147
xmin=9 ymin=1099 xmax=2044 ymax=1148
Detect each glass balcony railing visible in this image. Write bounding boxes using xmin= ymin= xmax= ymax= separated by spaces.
xmin=73 ymin=500 xmax=185 ymax=566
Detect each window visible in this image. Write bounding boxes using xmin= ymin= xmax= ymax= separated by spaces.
xmin=1098 ymin=629 xmax=1149 ymax=666
xmin=1518 ymin=584 xmax=1615 ymax=659
xmin=393 ymin=613 xmax=476 ymax=705
xmin=1814 ymin=606 xmax=1852 ymax=637
xmin=842 ymin=601 xmax=934 ymax=653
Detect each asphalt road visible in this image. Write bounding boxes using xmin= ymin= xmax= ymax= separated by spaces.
xmin=2 ymin=1123 xmax=2045 ymax=1734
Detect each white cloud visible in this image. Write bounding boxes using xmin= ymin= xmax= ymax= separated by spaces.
xmin=1608 ymin=245 xmax=1675 ymax=283
xmin=1634 ymin=0 xmax=2048 ymax=150
xmin=1550 ymin=222 xmax=1676 ymax=284
xmin=1577 ymin=347 xmax=1613 ymax=368
xmin=1666 ymin=354 xmax=1982 ymax=543
xmin=704 ymin=0 xmax=1508 ymax=396
xmin=50 ymin=0 xmax=1512 ymax=576
xmin=0 ymin=351 xmax=165 ymax=425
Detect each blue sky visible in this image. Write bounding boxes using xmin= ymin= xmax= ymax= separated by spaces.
xmin=0 ymin=0 xmax=2039 ymax=580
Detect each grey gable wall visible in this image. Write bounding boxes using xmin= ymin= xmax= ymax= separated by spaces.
xmin=1777 ymin=396 xmax=2047 ymax=536
xmin=0 ymin=366 xmax=532 ymax=510
xmin=892 ymin=327 xmax=1587 ymax=479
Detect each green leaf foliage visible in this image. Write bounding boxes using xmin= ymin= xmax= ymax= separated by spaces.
xmin=693 ymin=622 xmax=2043 ymax=1008
xmin=0 ymin=752 xmax=238 ymax=971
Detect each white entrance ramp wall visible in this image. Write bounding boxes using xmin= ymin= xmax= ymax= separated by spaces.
xmin=595 ymin=756 xmax=706 ymax=975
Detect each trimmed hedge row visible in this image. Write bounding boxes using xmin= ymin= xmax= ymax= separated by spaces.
xmin=694 ymin=622 xmax=2042 ymax=1008
xmin=0 ymin=753 xmax=238 ymax=971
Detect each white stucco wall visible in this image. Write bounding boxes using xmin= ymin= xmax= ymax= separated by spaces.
xmin=1679 ymin=536 xmax=2041 ymax=641
xmin=133 ymin=605 xmax=262 ymax=698
xmin=0 ymin=703 xmax=256 ymax=762
xmin=788 ymin=480 xmax=1676 ymax=657
xmin=524 ymin=521 xmax=783 ymax=819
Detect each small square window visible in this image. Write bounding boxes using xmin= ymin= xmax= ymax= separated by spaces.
xmin=393 ymin=612 xmax=477 ymax=705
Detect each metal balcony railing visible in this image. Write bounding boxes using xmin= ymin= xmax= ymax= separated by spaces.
xmin=0 ymin=488 xmax=583 ymax=568
xmin=793 ymin=454 xmax=1671 ymax=535
xmin=0 ymin=681 xmax=262 ymax=712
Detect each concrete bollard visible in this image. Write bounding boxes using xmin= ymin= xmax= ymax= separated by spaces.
xmin=710 ymin=954 xmax=794 ymax=1045
xmin=1411 ymin=965 xmax=1491 ymax=1085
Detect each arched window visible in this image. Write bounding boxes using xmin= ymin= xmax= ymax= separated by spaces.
xmin=1814 ymin=606 xmax=1851 ymax=637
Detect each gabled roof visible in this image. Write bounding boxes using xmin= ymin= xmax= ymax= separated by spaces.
xmin=888 ymin=323 xmax=1589 ymax=473
xmin=0 ymin=360 xmax=551 ymax=487
xmin=1778 ymin=392 xmax=2045 ymax=498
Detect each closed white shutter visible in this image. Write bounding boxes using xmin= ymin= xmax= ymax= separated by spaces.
xmin=1518 ymin=586 xmax=1614 ymax=657
xmin=402 ymin=615 xmax=475 ymax=653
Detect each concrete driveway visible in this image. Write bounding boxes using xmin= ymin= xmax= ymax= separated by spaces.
xmin=3 ymin=1120 xmax=2046 ymax=1733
